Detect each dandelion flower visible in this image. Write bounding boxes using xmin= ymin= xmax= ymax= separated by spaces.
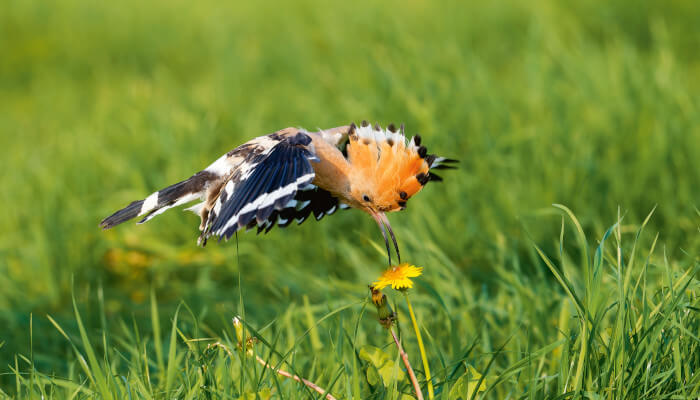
xmin=372 ymin=263 xmax=423 ymax=290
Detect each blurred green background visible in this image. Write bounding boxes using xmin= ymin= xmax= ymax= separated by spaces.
xmin=1 ymin=0 xmax=699 ymax=396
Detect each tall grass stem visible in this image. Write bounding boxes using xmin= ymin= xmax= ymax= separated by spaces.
xmin=404 ymin=292 xmax=434 ymax=399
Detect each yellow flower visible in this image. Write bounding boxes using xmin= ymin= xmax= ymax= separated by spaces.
xmin=372 ymin=263 xmax=423 ymax=290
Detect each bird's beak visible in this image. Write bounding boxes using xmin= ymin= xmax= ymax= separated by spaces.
xmin=370 ymin=210 xmax=401 ymax=266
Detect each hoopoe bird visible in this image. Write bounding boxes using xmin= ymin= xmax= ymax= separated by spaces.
xmin=100 ymin=122 xmax=456 ymax=264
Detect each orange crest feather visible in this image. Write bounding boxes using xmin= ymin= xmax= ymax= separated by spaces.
xmin=347 ymin=123 xmax=430 ymax=212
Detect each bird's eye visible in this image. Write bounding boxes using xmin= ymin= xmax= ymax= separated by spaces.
xmin=362 ymin=195 xmax=371 ymax=202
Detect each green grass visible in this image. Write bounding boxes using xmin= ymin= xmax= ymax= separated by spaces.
xmin=1 ymin=0 xmax=699 ymax=398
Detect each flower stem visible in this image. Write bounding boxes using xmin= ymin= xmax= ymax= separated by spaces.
xmin=404 ymin=292 xmax=434 ymax=399
xmin=390 ymin=327 xmax=424 ymax=400
xmin=255 ymin=355 xmax=337 ymax=400
xmin=210 ymin=339 xmax=337 ymax=399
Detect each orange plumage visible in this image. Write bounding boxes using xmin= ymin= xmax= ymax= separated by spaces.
xmin=345 ymin=123 xmax=430 ymax=213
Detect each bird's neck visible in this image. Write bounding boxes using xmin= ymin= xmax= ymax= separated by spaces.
xmin=308 ymin=133 xmax=355 ymax=203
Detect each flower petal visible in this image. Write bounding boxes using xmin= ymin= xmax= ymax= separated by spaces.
xmin=373 ymin=263 xmax=422 ymax=291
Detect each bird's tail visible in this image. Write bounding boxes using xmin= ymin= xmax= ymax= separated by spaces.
xmin=99 ymin=171 xmax=214 ymax=230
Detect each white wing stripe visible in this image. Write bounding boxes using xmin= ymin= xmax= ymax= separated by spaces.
xmin=140 ymin=192 xmax=159 ymax=216
xmin=138 ymin=193 xmax=200 ymax=224
xmin=205 ymin=154 xmax=233 ymax=176
xmin=215 ymin=172 xmax=315 ymax=235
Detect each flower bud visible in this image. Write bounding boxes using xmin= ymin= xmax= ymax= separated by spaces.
xmin=369 ymin=286 xmax=396 ymax=329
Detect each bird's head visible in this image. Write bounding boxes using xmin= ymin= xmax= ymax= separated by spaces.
xmin=343 ymin=121 xmax=435 ymax=264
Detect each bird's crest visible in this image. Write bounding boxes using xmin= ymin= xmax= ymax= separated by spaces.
xmin=346 ymin=121 xmax=432 ymax=212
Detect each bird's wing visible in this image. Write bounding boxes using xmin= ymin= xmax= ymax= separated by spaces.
xmin=315 ymin=125 xmax=352 ymax=150
xmin=202 ymin=130 xmax=328 ymax=242
xmin=253 ymin=185 xmax=347 ymax=234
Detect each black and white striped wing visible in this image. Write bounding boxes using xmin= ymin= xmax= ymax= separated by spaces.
xmin=205 ymin=133 xmax=319 ymax=241
xmin=253 ymin=185 xmax=347 ymax=234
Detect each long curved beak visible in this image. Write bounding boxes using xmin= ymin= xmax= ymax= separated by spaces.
xmin=370 ymin=211 xmax=401 ymax=266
